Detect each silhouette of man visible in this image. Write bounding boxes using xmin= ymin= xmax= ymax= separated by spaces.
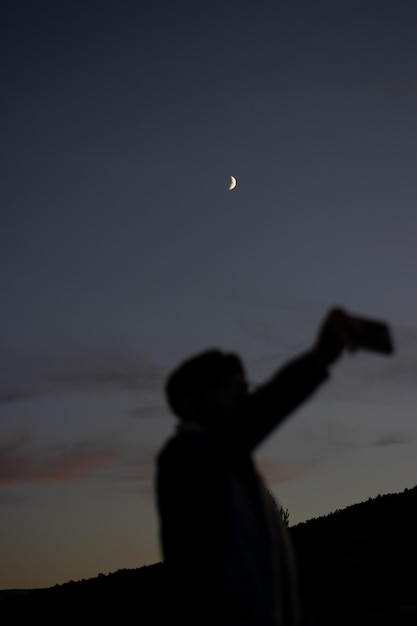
xmin=156 ymin=308 xmax=359 ymax=626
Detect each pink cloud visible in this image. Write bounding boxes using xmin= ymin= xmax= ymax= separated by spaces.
xmin=0 ymin=439 xmax=119 ymax=486
xmin=257 ymin=457 xmax=319 ymax=485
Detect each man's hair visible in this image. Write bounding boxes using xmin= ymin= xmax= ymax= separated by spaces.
xmin=165 ymin=349 xmax=244 ymax=420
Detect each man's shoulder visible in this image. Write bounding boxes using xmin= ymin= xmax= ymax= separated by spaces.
xmin=158 ymin=428 xmax=209 ymax=465
xmin=157 ymin=429 xmax=220 ymax=493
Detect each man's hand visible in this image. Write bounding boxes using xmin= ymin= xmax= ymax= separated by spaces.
xmin=312 ymin=308 xmax=361 ymax=369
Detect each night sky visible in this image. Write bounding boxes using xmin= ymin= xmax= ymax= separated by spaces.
xmin=2 ymin=0 xmax=417 ymax=590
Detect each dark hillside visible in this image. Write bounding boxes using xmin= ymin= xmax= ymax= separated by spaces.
xmin=0 ymin=564 xmax=170 ymax=626
xmin=1 ymin=487 xmax=417 ymax=625
xmin=290 ymin=486 xmax=417 ymax=624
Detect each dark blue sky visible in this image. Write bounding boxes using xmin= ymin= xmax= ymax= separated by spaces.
xmin=2 ymin=0 xmax=417 ymax=589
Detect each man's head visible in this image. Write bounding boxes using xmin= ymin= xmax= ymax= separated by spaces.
xmin=165 ymin=349 xmax=248 ymax=424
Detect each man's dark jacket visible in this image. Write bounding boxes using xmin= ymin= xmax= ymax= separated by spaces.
xmin=156 ymin=352 xmax=328 ymax=625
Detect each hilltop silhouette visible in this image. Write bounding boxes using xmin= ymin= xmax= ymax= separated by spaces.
xmin=291 ymin=485 xmax=417 ymax=624
xmin=2 ymin=486 xmax=417 ymax=625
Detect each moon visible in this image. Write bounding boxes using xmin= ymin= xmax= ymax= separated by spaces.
xmin=228 ymin=176 xmax=237 ymax=190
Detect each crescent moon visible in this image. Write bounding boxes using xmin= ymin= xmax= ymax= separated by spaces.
xmin=228 ymin=176 xmax=237 ymax=190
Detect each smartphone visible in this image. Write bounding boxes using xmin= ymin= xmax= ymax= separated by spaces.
xmin=354 ymin=317 xmax=394 ymax=355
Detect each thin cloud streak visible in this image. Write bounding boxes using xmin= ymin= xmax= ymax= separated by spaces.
xmin=109 ymin=444 xmax=159 ymax=497
xmin=371 ymin=432 xmax=412 ymax=448
xmin=125 ymin=404 xmax=169 ymax=419
xmin=8 ymin=148 xmax=200 ymax=205
xmin=257 ymin=427 xmax=414 ymax=489
xmin=0 ymin=347 xmax=167 ymax=405
xmin=0 ymin=438 xmax=119 ymax=486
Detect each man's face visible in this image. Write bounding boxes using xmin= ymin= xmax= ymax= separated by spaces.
xmin=203 ymin=371 xmax=249 ymax=421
